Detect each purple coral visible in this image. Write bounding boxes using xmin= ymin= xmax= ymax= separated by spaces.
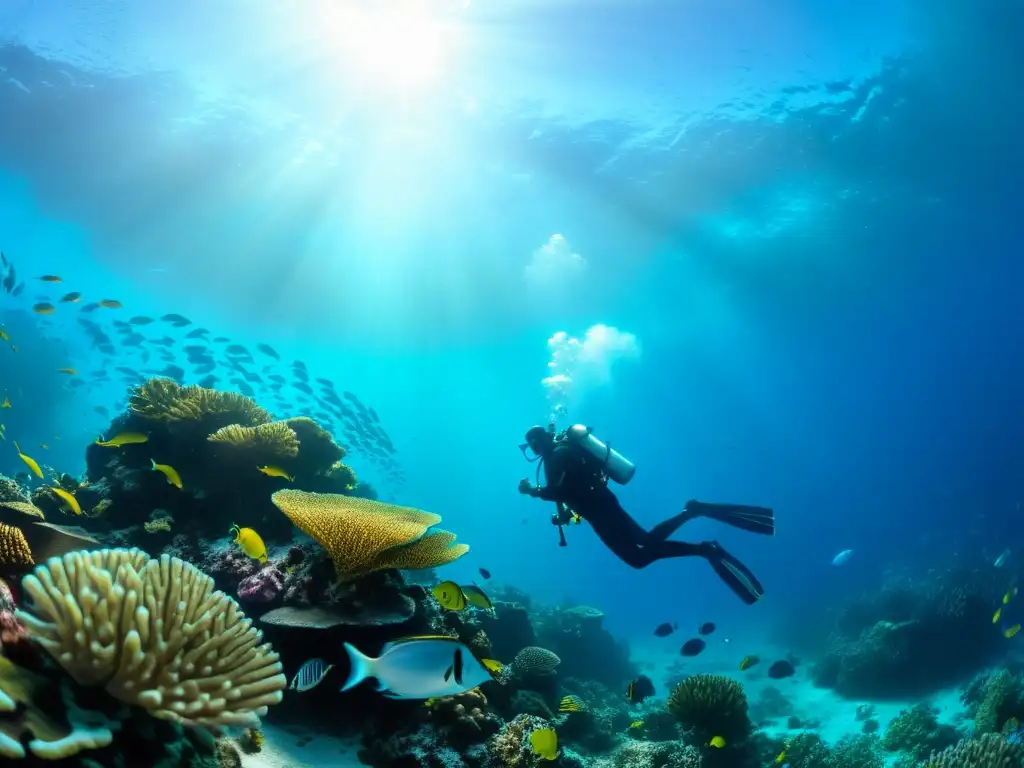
xmin=237 ymin=567 xmax=285 ymax=604
xmin=0 ymin=577 xmax=29 ymax=653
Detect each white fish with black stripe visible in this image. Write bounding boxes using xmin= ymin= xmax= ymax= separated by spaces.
xmin=289 ymin=658 xmax=335 ymax=692
xmin=341 ymin=635 xmax=503 ymax=700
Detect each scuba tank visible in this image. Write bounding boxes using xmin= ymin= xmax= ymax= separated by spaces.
xmin=564 ymin=424 xmax=636 ymax=485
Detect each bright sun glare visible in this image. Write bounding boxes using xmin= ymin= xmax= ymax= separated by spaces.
xmin=329 ymin=6 xmax=455 ymax=89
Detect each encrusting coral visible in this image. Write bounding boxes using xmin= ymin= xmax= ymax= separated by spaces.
xmin=667 ymin=674 xmax=751 ymax=743
xmin=271 ymin=489 xmax=468 ymax=579
xmin=15 ymin=548 xmax=287 ymax=727
xmin=207 ymin=422 xmax=300 ymax=458
xmin=130 ymin=377 xmax=271 ymax=427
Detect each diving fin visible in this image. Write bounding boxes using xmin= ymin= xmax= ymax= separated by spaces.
xmin=685 ymin=500 xmax=775 ymax=536
xmin=704 ymin=541 xmax=764 ymax=605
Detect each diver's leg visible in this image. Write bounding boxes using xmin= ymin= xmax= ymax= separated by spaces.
xmin=585 ymin=495 xmax=659 ymax=569
xmin=681 ymin=500 xmax=775 ymax=536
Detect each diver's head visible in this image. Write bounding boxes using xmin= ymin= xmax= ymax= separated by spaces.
xmin=521 ymin=425 xmax=554 ymax=459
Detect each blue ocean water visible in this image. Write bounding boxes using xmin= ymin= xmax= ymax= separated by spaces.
xmin=1 ymin=0 xmax=1023 ymax=765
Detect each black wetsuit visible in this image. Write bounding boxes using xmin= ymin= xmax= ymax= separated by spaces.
xmin=525 ymin=437 xmax=774 ymax=604
xmin=531 ymin=441 xmax=703 ymax=568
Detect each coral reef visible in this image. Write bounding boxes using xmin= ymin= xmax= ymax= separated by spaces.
xmin=881 ymin=702 xmax=958 ymax=761
xmin=83 ymin=378 xmax=365 ymax=537
xmin=812 ymin=566 xmax=1003 ymax=697
xmin=534 ymin=604 xmax=635 ymax=689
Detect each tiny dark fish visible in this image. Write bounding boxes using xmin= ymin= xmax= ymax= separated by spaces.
xmin=478 ymin=568 xmax=491 ymax=579
xmin=698 ymin=622 xmax=716 ymax=636
xmin=225 ymin=344 xmax=248 ymax=356
xmin=680 ymin=638 xmax=706 ymax=657
xmin=12 ymin=282 xmax=24 ymax=297
xmin=160 ymin=314 xmax=191 ymax=325
xmin=129 ymin=316 xmax=154 ymax=325
xmin=653 ymin=622 xmax=678 ymax=638
xmin=368 ymin=407 xmax=380 ymax=423
xmin=269 ymin=375 xmax=286 ymax=384
xmin=160 ymin=365 xmax=185 ymax=382
xmin=80 ymin=303 xmax=100 ymax=313
xmin=186 ymin=328 xmax=209 ymax=339
xmin=198 ymin=375 xmax=219 ymax=388
xmin=183 ymin=345 xmax=209 ymax=355
xmin=292 ymin=360 xmax=307 ymax=370
xmin=213 ymin=336 xmax=230 ymax=343
xmin=60 ymin=292 xmax=82 ymax=303
xmin=315 ymin=378 xmax=334 ymax=388
xmin=232 ymin=379 xmax=255 ymax=397
xmin=256 ymin=343 xmax=279 ymax=360
xmin=293 ymin=382 xmax=313 ymax=395
xmin=767 ymin=660 xmax=795 ymax=680
xmin=93 ymin=406 xmax=109 ymax=417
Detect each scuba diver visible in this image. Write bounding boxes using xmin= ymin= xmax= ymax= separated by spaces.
xmin=517 ymin=424 xmax=774 ymax=605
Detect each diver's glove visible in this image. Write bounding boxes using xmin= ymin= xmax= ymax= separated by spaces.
xmin=518 ymin=478 xmax=539 ymax=497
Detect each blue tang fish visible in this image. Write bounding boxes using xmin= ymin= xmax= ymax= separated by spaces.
xmin=341 ymin=635 xmax=501 ymax=700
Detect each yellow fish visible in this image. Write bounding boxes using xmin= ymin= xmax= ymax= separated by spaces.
xmin=776 ymin=751 xmax=787 ymax=764
xmin=258 ymin=465 xmax=294 ymax=481
xmin=529 ymin=728 xmax=558 ymax=761
xmin=49 ymin=487 xmax=82 ymax=515
xmin=739 ymin=655 xmax=760 ymax=671
xmin=2 ymin=396 xmax=10 ymax=408
xmin=628 ymin=720 xmax=645 ymax=730
xmin=150 ymin=459 xmax=183 ymax=489
xmin=461 ymin=584 xmax=493 ymax=610
xmin=98 ymin=299 xmax=122 ymax=309
xmin=32 ymin=303 xmax=55 ymax=315
xmin=1004 ymin=588 xmax=1018 ymax=604
xmin=1006 ymin=624 xmax=1021 ymax=639
xmin=231 ymin=524 xmax=268 ymax=564
xmin=95 ymin=432 xmax=149 ymax=447
xmin=13 ymin=442 xmax=43 ymax=479
xmin=37 ymin=275 xmax=62 ymax=283
xmin=431 ymin=580 xmax=467 ymax=611
xmin=708 ymin=736 xmax=726 ymax=748
xmin=57 ymin=368 xmax=77 ymax=376
xmin=558 ymin=696 xmax=586 ymax=713
xmin=0 ymin=329 xmax=7 ymax=342
xmin=481 ymin=658 xmax=504 ymax=675
xmin=994 ymin=608 xmax=1003 ymax=624
xmin=0 ymin=424 xmax=5 ymax=441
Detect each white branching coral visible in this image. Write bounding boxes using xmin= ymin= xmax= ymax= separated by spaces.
xmin=15 ymin=548 xmax=287 ymax=727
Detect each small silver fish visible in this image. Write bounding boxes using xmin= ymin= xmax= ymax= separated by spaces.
xmin=995 ymin=549 xmax=1011 ymax=568
xmin=289 ymin=658 xmax=335 ymax=692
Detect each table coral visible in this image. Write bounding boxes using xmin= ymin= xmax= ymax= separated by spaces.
xmin=271 ymin=489 xmax=468 ymax=580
